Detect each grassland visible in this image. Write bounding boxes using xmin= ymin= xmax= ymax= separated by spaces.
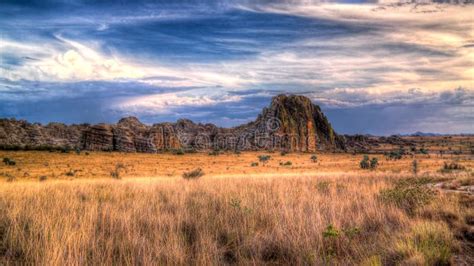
xmin=0 ymin=151 xmax=473 ymax=265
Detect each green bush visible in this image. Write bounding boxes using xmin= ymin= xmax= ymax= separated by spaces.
xmin=322 ymin=224 xmax=340 ymax=238
xmin=61 ymin=147 xmax=71 ymax=153
xmin=280 ymin=161 xmax=292 ymax=166
xmin=173 ymin=149 xmax=185 ymax=155
xmin=370 ymin=158 xmax=378 ymax=169
xmin=360 ymin=155 xmax=370 ymax=169
xmin=379 ymin=178 xmax=435 ymax=214
xmin=360 ymin=155 xmax=378 ymax=170
xmin=250 ymin=162 xmax=259 ymax=167
xmin=258 ymin=155 xmax=271 ymax=166
xmin=2 ymin=157 xmax=16 ymax=166
xmin=310 ymin=154 xmax=317 ymax=163
xmin=387 ymin=151 xmax=402 ymax=160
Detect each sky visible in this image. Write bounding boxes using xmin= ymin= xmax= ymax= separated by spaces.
xmin=0 ymin=0 xmax=473 ymax=135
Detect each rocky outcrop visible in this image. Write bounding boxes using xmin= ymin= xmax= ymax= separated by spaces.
xmin=0 ymin=94 xmax=346 ymax=152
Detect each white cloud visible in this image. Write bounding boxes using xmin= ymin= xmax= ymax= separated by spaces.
xmin=1 ymin=1 xmax=472 ymax=109
xmin=112 ymin=92 xmax=242 ymax=114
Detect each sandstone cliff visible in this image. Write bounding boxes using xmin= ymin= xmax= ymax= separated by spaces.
xmin=0 ymin=95 xmax=345 ymax=152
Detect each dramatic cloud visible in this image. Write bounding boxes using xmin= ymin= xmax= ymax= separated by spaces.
xmin=0 ymin=0 xmax=473 ymax=134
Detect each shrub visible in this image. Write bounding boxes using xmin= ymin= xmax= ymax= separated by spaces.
xmin=110 ymin=163 xmax=125 ymax=179
xmin=419 ymin=147 xmax=428 ymax=154
xmin=65 ymin=170 xmax=75 ymax=177
xmin=370 ymin=157 xmax=378 ymax=169
xmin=250 ymin=162 xmax=259 ymax=167
xmin=85 ymin=152 xmax=90 ymax=156
xmin=323 ymin=224 xmax=340 ymax=238
xmin=360 ymin=155 xmax=370 ymax=169
xmin=3 ymin=157 xmax=16 ymax=166
xmin=343 ymin=227 xmax=361 ymax=239
xmin=60 ymin=147 xmax=71 ymax=153
xmin=280 ymin=161 xmax=292 ymax=166
xmin=39 ymin=175 xmax=48 ymax=182
xmin=182 ymin=168 xmax=204 ymax=179
xmin=310 ymin=154 xmax=317 ymax=163
xmin=387 ymin=151 xmax=402 ymax=160
xmin=379 ymin=178 xmax=435 ymax=214
xmin=258 ymin=155 xmax=271 ymax=166
xmin=173 ymin=149 xmax=185 ymax=155
xmin=441 ymin=161 xmax=465 ymax=172
xmin=412 ymin=160 xmax=418 ymax=175
xmin=360 ymin=155 xmax=378 ymax=170
xmin=75 ymin=148 xmax=81 ymax=155
xmin=280 ymin=151 xmax=288 ymax=156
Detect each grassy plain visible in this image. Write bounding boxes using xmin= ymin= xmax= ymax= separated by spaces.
xmin=0 ymin=151 xmax=473 ymax=265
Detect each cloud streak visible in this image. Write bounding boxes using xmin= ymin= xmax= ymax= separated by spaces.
xmin=0 ymin=0 xmax=472 ymax=134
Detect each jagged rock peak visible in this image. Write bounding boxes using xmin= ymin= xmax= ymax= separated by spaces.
xmin=270 ymin=94 xmax=313 ymax=106
xmin=117 ymin=116 xmax=145 ymax=127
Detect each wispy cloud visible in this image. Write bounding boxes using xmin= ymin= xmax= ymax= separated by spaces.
xmin=0 ymin=0 xmax=472 ymax=133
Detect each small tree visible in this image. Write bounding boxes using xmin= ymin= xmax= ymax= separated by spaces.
xmin=360 ymin=155 xmax=370 ymax=169
xmin=412 ymin=160 xmax=418 ymax=175
xmin=311 ymin=154 xmax=317 ymax=163
xmin=370 ymin=157 xmax=378 ymax=169
xmin=258 ymin=155 xmax=271 ymax=166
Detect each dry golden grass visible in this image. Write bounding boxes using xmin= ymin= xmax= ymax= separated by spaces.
xmin=0 ymin=151 xmax=473 ymax=265
xmin=1 ymin=151 xmax=472 ymax=181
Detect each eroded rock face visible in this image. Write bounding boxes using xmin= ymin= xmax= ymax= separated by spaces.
xmin=0 ymin=95 xmax=346 ymax=152
xmin=244 ymin=95 xmax=344 ymax=152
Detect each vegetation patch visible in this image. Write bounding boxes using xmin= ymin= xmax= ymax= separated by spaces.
xmin=379 ymin=178 xmax=435 ymax=214
xmin=183 ymin=168 xmax=204 ymax=179
xmin=441 ymin=161 xmax=466 ymax=173
xmin=258 ymin=155 xmax=271 ymax=166
xmin=394 ymin=222 xmax=454 ymax=265
xmin=2 ymin=158 xmax=16 ymax=166
xmin=360 ymin=155 xmax=378 ymax=170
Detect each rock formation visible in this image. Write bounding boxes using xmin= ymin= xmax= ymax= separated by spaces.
xmin=0 ymin=94 xmax=346 ymax=152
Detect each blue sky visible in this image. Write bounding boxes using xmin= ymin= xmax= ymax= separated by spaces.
xmin=1 ymin=0 xmax=473 ymax=135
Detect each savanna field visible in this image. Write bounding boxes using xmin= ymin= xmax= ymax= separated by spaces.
xmin=0 ymin=151 xmax=473 ymax=265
